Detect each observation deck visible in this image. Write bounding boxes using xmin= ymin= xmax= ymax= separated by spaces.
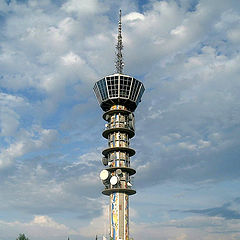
xmin=93 ymin=73 xmax=145 ymax=112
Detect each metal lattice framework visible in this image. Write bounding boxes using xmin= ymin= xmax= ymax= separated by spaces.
xmin=115 ymin=10 xmax=124 ymax=74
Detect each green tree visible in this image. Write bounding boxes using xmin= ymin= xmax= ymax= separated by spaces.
xmin=16 ymin=233 xmax=29 ymax=240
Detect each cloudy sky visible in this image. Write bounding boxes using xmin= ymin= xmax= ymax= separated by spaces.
xmin=0 ymin=0 xmax=240 ymax=239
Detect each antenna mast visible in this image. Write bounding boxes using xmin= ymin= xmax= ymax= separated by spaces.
xmin=115 ymin=9 xmax=124 ymax=74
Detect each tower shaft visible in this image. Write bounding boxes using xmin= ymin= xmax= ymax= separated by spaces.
xmin=103 ymin=104 xmax=134 ymax=240
xmin=110 ymin=192 xmax=129 ymax=239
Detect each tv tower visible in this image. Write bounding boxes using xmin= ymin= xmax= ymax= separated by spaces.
xmin=93 ymin=10 xmax=144 ymax=240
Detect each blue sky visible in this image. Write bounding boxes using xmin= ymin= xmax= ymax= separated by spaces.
xmin=0 ymin=0 xmax=240 ymax=239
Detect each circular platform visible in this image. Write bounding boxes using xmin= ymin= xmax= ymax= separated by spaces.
xmin=102 ymin=147 xmax=135 ymax=157
xmin=102 ymin=188 xmax=136 ymax=196
xmin=106 ymin=166 xmax=136 ymax=176
xmin=102 ymin=109 xmax=131 ymax=120
xmin=102 ymin=127 xmax=135 ymax=139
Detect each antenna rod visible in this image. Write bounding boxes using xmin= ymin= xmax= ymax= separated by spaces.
xmin=115 ymin=9 xmax=124 ymax=74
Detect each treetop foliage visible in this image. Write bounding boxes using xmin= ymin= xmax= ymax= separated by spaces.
xmin=16 ymin=233 xmax=29 ymax=240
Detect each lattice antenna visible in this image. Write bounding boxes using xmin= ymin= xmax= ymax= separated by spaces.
xmin=115 ymin=9 xmax=124 ymax=74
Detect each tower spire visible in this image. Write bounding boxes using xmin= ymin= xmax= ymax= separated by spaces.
xmin=115 ymin=9 xmax=124 ymax=74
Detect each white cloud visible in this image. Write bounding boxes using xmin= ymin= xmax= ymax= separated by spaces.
xmin=62 ymin=0 xmax=107 ymax=15
xmin=0 ymin=126 xmax=58 ymax=169
xmin=0 ymin=93 xmax=25 ymax=106
xmin=0 ymin=215 xmax=76 ymax=239
xmin=30 ymin=215 xmax=70 ymax=231
xmin=123 ymin=12 xmax=145 ymax=22
xmin=0 ymin=99 xmax=21 ymax=137
xmin=171 ymin=25 xmax=187 ymax=37
xmin=0 ymin=109 xmax=19 ymax=136
xmin=61 ymin=51 xmax=85 ymax=66
xmin=179 ymin=142 xmax=197 ymax=151
xmin=131 ymin=216 xmax=240 ymax=240
xmin=228 ymin=27 xmax=240 ymax=42
xmin=78 ymin=204 xmax=109 ymax=237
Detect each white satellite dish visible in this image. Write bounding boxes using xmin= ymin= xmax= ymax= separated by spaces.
xmin=100 ymin=170 xmax=109 ymax=181
xmin=110 ymin=176 xmax=118 ymax=185
xmin=127 ymin=182 xmax=132 ymax=187
xmin=116 ymin=169 xmax=123 ymax=176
